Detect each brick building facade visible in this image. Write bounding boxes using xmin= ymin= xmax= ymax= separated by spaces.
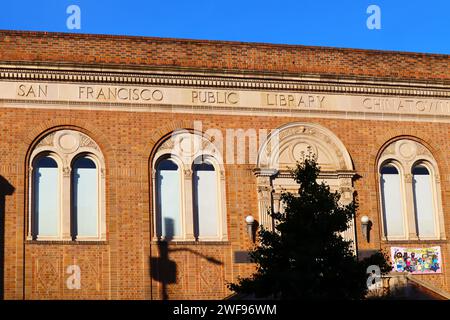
xmin=0 ymin=30 xmax=449 ymax=299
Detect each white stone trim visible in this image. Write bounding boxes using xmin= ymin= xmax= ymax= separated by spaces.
xmin=378 ymin=139 xmax=445 ymax=241
xmin=29 ymin=152 xmax=64 ymax=241
xmin=1 ymin=63 xmax=449 ymax=97
xmin=256 ymin=122 xmax=354 ymax=171
xmin=377 ymin=160 xmax=410 ymax=241
xmin=152 ymin=155 xmax=187 ymax=242
xmin=28 ymin=129 xmax=106 ymax=241
xmin=254 ymin=122 xmax=357 ymax=250
xmin=152 ymin=131 xmax=228 ymax=242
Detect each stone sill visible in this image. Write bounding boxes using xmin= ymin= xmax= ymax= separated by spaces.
xmin=151 ymin=240 xmax=230 ymax=246
xmin=26 ymin=240 xmax=109 ymax=245
xmin=381 ymin=239 xmax=447 ymax=245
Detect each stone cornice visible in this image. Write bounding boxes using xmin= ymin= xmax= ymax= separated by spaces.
xmin=274 ymin=170 xmax=356 ymax=179
xmin=253 ymin=168 xmax=356 ymax=179
xmin=0 ymin=63 xmax=449 ymax=98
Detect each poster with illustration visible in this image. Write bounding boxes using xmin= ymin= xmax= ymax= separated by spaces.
xmin=391 ymin=247 xmax=442 ymax=274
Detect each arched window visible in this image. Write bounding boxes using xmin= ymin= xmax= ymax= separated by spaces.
xmin=412 ymin=164 xmax=436 ymax=238
xmin=28 ymin=129 xmax=106 ymax=241
xmin=152 ymin=131 xmax=227 ymax=241
xmin=155 ymin=158 xmax=182 ymax=239
xmin=380 ymin=164 xmax=405 ymax=238
xmin=377 ymin=138 xmax=444 ymax=241
xmin=72 ymin=156 xmax=98 ymax=239
xmin=33 ymin=155 xmax=60 ymax=239
xmin=193 ymin=159 xmax=219 ymax=239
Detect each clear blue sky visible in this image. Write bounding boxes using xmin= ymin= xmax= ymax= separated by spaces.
xmin=0 ymin=0 xmax=449 ymax=54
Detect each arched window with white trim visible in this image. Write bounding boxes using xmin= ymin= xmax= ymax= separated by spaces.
xmin=379 ymin=163 xmax=406 ymax=239
xmin=72 ymin=156 xmax=99 ymax=239
xmin=155 ymin=158 xmax=182 ymax=239
xmin=32 ymin=155 xmax=60 ymax=239
xmin=193 ymin=157 xmax=220 ymax=239
xmin=28 ymin=129 xmax=106 ymax=241
xmin=152 ymin=130 xmax=227 ymax=241
xmin=412 ymin=163 xmax=437 ymax=238
xmin=377 ymin=138 xmax=444 ymax=241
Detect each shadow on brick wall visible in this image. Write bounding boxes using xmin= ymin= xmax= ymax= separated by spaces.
xmin=150 ymin=217 xmax=223 ymax=300
xmin=0 ymin=175 xmax=15 ymax=300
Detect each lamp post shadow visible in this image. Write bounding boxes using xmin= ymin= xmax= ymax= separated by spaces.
xmin=0 ymin=175 xmax=15 ymax=300
xmin=150 ymin=217 xmax=223 ymax=300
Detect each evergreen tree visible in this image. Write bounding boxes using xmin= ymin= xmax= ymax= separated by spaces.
xmin=229 ymin=156 xmax=390 ymax=299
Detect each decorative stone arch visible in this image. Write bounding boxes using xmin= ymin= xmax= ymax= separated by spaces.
xmin=257 ymin=122 xmax=353 ymax=171
xmin=27 ymin=129 xmax=106 ymax=241
xmin=370 ymin=129 xmax=448 ymax=176
xmin=254 ymin=122 xmax=356 ymax=245
xmin=150 ymin=129 xmax=227 ymax=241
xmin=376 ymin=137 xmax=445 ymax=241
xmin=152 ymin=129 xmax=225 ymax=169
xmin=22 ymin=120 xmax=116 ymax=166
xmin=146 ymin=120 xmax=195 ymax=160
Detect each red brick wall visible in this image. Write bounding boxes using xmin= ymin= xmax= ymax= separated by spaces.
xmin=0 ymin=30 xmax=449 ymax=81
xmin=0 ymin=107 xmax=449 ymax=299
xmin=0 ymin=30 xmax=449 ymax=299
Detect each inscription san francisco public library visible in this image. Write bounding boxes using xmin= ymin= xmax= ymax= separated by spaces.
xmin=8 ymin=82 xmax=450 ymax=118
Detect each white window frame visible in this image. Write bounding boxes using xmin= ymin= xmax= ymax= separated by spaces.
xmin=152 ymin=131 xmax=228 ymax=242
xmin=411 ymin=161 xmax=441 ymax=240
xmin=27 ymin=130 xmax=106 ymax=241
xmin=192 ymin=155 xmax=226 ymax=241
xmin=70 ymin=153 xmax=105 ymax=241
xmin=378 ymin=160 xmax=408 ymax=241
xmin=377 ymin=139 xmax=445 ymax=241
xmin=30 ymin=152 xmax=64 ymax=241
xmin=153 ymin=155 xmax=186 ymax=241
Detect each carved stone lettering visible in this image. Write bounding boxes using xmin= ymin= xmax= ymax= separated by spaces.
xmin=17 ymin=84 xmax=48 ymax=98
xmin=264 ymin=93 xmax=325 ymax=108
xmin=191 ymin=90 xmax=239 ymax=105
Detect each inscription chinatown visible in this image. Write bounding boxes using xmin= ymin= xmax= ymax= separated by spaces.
xmin=363 ymin=97 xmax=450 ymax=113
xmin=10 ymin=82 xmax=450 ymax=117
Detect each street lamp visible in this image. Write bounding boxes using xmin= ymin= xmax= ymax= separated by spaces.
xmin=361 ymin=215 xmax=371 ymax=242
xmin=245 ymin=215 xmax=255 ymax=243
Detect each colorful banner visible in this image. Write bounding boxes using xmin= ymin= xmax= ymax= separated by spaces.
xmin=391 ymin=247 xmax=442 ymax=274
